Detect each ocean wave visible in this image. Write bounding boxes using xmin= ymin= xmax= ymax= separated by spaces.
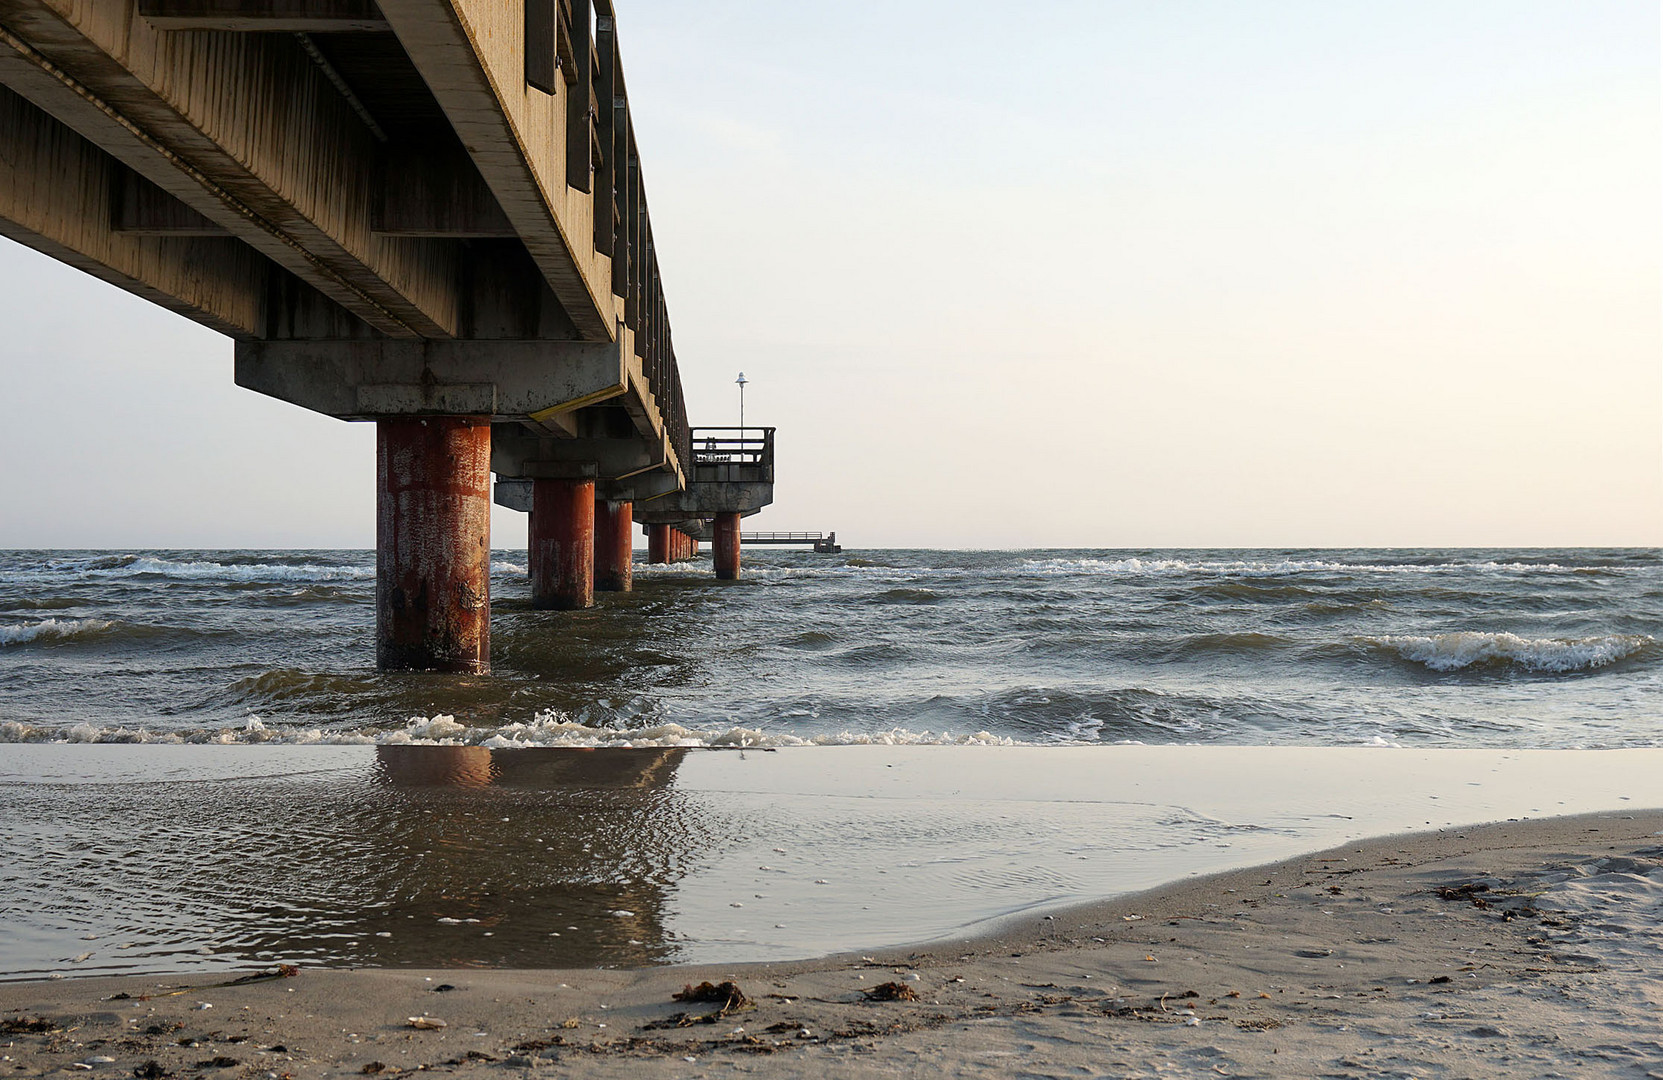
xmin=0 ymin=713 xmax=1018 ymax=748
xmin=1019 ymin=557 xmax=1595 ymax=578
xmin=70 ymin=556 xmax=375 ymax=583
xmin=0 ymin=618 xmax=115 ymax=646
xmin=1367 ymin=632 xmax=1655 ymax=673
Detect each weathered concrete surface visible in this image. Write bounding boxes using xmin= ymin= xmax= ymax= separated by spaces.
xmin=530 ymin=477 xmax=594 ymax=610
xmin=234 ymin=335 xmax=636 ymax=422
xmin=375 ymin=416 xmax=491 ymax=673
xmin=646 ymin=522 xmax=669 ymax=564
xmin=594 ymin=499 xmax=632 ymax=592
xmin=713 ymin=511 xmax=740 ymax=580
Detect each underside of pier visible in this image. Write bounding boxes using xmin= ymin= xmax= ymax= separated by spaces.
xmin=0 ymin=0 xmax=771 ymax=668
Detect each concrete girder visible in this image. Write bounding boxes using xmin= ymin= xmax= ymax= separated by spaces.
xmin=377 ymin=0 xmax=614 ymax=341
xmin=0 ymin=0 xmax=456 ymax=338
xmin=234 ymin=333 xmax=646 ymax=422
xmin=493 ymin=431 xmax=661 ymax=480
xmin=491 ymin=457 xmax=681 ymax=513
xmin=632 ymin=482 xmax=773 ymax=521
xmin=134 ymin=0 xmax=391 ymax=33
xmin=0 ymin=85 xmax=268 ymax=336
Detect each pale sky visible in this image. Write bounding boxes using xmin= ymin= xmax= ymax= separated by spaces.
xmin=1 ymin=0 xmax=1657 ymax=549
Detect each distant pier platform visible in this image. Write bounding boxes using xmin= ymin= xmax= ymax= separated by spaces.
xmin=743 ymin=531 xmax=842 ymax=554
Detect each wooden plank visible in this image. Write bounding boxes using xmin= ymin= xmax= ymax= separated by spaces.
xmin=524 ymin=0 xmax=556 ymax=94
xmin=563 ymin=0 xmax=591 ymax=191
xmin=135 ymin=0 xmax=389 ymax=32
xmin=591 ymin=15 xmax=615 ymax=253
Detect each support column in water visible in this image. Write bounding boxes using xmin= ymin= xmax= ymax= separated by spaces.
xmin=713 ymin=512 xmax=741 ymax=580
xmin=375 ymin=417 xmax=492 ymax=673
xmin=530 ymin=478 xmax=595 ymax=609
xmin=647 ymin=523 xmax=669 ymax=564
xmin=594 ymin=499 xmax=633 ymax=592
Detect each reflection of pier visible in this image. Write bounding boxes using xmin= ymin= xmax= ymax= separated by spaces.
xmin=347 ymin=746 xmax=693 ymax=967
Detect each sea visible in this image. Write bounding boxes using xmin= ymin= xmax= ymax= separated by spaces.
xmin=3 ymin=547 xmax=1661 ymax=980
xmin=1 ymin=547 xmax=1658 ymax=749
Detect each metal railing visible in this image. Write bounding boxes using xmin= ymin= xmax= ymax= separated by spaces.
xmin=691 ymin=427 xmax=774 ymax=468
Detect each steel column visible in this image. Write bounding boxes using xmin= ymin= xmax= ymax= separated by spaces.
xmin=375 ymin=417 xmax=492 ymax=673
xmin=647 ymin=523 xmax=669 ymax=564
xmin=530 ymin=478 xmax=595 ymax=609
xmin=713 ymin=512 xmax=741 ymax=580
xmin=594 ymin=499 xmax=633 ymax=592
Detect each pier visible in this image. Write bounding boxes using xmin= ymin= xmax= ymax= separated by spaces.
xmin=743 ymin=531 xmax=842 ymax=554
xmin=0 ymin=0 xmax=772 ymax=670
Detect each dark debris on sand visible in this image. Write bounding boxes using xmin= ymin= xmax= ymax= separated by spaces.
xmin=862 ymin=982 xmax=919 ymax=1003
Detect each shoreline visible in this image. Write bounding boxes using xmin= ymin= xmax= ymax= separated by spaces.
xmin=6 ymin=744 xmax=1663 ymax=982
xmin=5 ymin=810 xmax=1662 ymax=1077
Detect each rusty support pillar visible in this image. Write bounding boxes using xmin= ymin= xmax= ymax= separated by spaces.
xmin=530 ymin=478 xmax=595 ymax=609
xmin=376 ymin=418 xmax=492 ymax=673
xmin=714 ymin=512 xmax=741 ymax=580
xmin=647 ymin=523 xmax=669 ymax=564
xmin=594 ymin=499 xmax=633 ymax=592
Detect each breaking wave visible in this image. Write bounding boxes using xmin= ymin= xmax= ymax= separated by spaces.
xmin=55 ymin=555 xmax=375 ymax=583
xmin=1367 ymin=632 xmax=1655 ymax=673
xmin=0 ymin=713 xmax=1018 ymax=748
xmin=0 ymin=618 xmax=115 ymax=646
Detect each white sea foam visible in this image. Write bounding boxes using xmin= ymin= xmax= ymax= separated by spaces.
xmin=0 ymin=618 xmax=114 ymax=646
xmin=491 ymin=561 xmax=528 ymax=576
xmin=1369 ymin=632 xmax=1654 ymax=673
xmin=0 ymin=713 xmax=1018 ymax=748
xmin=72 ymin=557 xmax=374 ymax=583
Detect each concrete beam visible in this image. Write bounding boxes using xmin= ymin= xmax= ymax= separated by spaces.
xmin=0 ymin=1 xmax=456 ymax=337
xmin=0 ymin=85 xmax=265 ymax=336
xmin=373 ymin=144 xmax=515 ymax=238
xmin=492 ymin=432 xmax=659 ymax=479
xmin=634 ymin=480 xmax=774 ymax=518
xmin=234 ymin=334 xmax=636 ymax=420
xmin=135 ymin=0 xmax=390 ymax=32
xmin=111 ymin=171 xmax=229 ymax=236
xmin=493 ymin=467 xmax=683 ymax=513
xmin=377 ymin=0 xmax=614 ymax=340
xmin=492 ymin=477 xmax=531 ymax=513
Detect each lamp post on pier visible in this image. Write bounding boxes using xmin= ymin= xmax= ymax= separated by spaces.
xmin=736 ymin=372 xmax=748 ymax=432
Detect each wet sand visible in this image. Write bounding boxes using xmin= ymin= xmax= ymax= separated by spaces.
xmin=5 ymin=811 xmax=1662 ymax=1078
xmin=7 ymin=745 xmax=1663 ymax=980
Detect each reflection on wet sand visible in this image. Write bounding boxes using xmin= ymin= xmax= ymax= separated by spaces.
xmin=374 ymin=745 xmax=688 ymax=790
xmin=356 ymin=747 xmax=695 ymax=967
xmin=0 ymin=746 xmax=728 ymax=978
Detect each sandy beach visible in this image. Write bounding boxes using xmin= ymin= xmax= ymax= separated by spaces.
xmin=6 ymin=810 xmax=1661 ymax=1079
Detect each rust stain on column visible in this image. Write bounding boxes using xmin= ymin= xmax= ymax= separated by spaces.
xmin=647 ymin=523 xmax=669 ymax=564
xmin=595 ymin=499 xmax=633 ymax=592
xmin=376 ymin=417 xmax=492 ymax=673
xmin=531 ymin=478 xmax=595 ymax=609
xmin=714 ymin=512 xmax=741 ymax=580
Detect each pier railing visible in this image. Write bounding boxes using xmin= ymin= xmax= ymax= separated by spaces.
xmin=691 ymin=427 xmax=774 ymax=468
xmin=556 ymin=0 xmax=690 ymax=469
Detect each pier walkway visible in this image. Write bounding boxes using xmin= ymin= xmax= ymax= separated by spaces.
xmin=0 ymin=0 xmax=771 ymax=672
